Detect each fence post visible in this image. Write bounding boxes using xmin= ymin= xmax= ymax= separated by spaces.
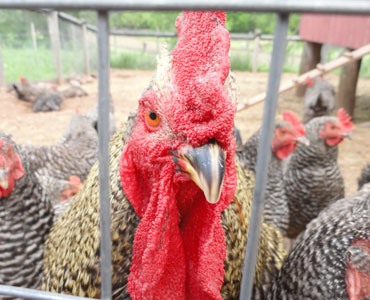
xmin=295 ymin=41 xmax=322 ymax=97
xmin=30 ymin=22 xmax=37 ymax=52
xmin=47 ymin=11 xmax=63 ymax=84
xmin=336 ymin=51 xmax=362 ymax=117
xmin=82 ymin=22 xmax=90 ymax=76
xmin=252 ymin=29 xmax=261 ymax=73
xmin=0 ymin=42 xmax=5 ymax=86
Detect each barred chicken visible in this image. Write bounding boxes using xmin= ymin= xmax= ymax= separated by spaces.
xmin=0 ymin=133 xmax=54 ymax=295
xmin=61 ymin=85 xmax=88 ymax=99
xmin=284 ymin=108 xmax=353 ymax=239
xmin=32 ymin=90 xmax=63 ymax=112
xmin=12 ymin=76 xmax=46 ymax=103
xmin=266 ymin=182 xmax=370 ymax=299
xmin=41 ymin=11 xmax=285 ymax=300
xmin=302 ymin=77 xmax=335 ymax=124
xmin=358 ymin=162 xmax=370 ymax=190
xmin=236 ymin=112 xmax=308 ymax=235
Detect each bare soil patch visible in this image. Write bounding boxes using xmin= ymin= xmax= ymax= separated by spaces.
xmin=1 ymin=69 xmax=369 ymax=195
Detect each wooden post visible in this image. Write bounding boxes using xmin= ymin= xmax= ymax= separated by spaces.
xmin=82 ymin=22 xmax=90 ymax=76
xmin=252 ymin=29 xmax=261 ymax=73
xmin=336 ymin=51 xmax=362 ymax=117
xmin=0 ymin=42 xmax=5 ymax=86
xmin=30 ymin=22 xmax=37 ymax=52
xmin=70 ymin=23 xmax=78 ymax=52
xmin=47 ymin=11 xmax=63 ymax=84
xmin=295 ymin=41 xmax=322 ymax=97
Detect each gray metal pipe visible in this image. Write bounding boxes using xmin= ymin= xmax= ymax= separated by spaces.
xmin=0 ymin=0 xmax=369 ymax=14
xmin=97 ymin=10 xmax=112 ymax=300
xmin=0 ymin=285 xmax=94 ymax=300
xmin=239 ymin=12 xmax=290 ymax=300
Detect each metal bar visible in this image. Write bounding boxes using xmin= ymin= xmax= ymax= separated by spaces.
xmin=110 ymin=29 xmax=302 ymax=41
xmin=97 ymin=10 xmax=112 ymax=300
xmin=0 ymin=0 xmax=369 ymax=14
xmin=0 ymin=285 xmax=94 ymax=300
xmin=239 ymin=12 xmax=289 ymax=300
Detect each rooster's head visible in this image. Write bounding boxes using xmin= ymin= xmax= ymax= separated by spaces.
xmin=119 ymin=11 xmax=236 ymax=300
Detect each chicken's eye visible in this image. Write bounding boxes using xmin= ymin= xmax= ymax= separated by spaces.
xmin=280 ymin=129 xmax=286 ymax=136
xmin=145 ymin=110 xmax=160 ymax=128
xmin=330 ymin=124 xmax=336 ymax=130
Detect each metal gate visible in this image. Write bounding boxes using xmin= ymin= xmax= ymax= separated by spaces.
xmin=0 ymin=1 xmax=369 ymax=300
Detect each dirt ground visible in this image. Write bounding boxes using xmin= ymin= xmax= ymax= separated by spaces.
xmin=0 ymin=69 xmax=369 ymax=195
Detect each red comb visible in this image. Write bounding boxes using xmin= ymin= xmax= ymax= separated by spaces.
xmin=75 ymin=107 xmax=80 ymax=114
xmin=283 ymin=111 xmax=305 ymax=136
xmin=337 ymin=108 xmax=353 ymax=132
xmin=19 ymin=76 xmax=26 ymax=84
xmin=305 ymin=76 xmax=315 ymax=87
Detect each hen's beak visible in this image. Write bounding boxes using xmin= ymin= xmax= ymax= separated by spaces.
xmin=343 ymin=131 xmax=353 ymax=140
xmin=171 ymin=142 xmax=226 ymax=204
xmin=0 ymin=170 xmax=9 ymax=189
xmin=296 ymin=136 xmax=310 ymax=146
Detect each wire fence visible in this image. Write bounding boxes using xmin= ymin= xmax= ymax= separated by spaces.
xmin=0 ymin=9 xmax=97 ymax=84
xmin=0 ymin=1 xmax=369 ymax=300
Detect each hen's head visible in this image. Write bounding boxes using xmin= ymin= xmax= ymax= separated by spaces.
xmin=0 ymin=137 xmax=25 ymax=198
xmin=318 ymin=108 xmax=353 ymax=146
xmin=119 ymin=11 xmax=236 ymax=300
xmin=272 ymin=111 xmax=308 ymax=159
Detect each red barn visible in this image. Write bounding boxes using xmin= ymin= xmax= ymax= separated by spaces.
xmin=297 ymin=13 xmax=370 ymax=116
xmin=300 ymin=14 xmax=370 ymax=49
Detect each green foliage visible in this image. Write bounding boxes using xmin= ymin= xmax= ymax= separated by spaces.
xmin=110 ymin=49 xmax=157 ymax=70
xmin=110 ymin=11 xmax=181 ymax=31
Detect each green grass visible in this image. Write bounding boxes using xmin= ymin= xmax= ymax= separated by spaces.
xmin=2 ymin=44 xmax=370 ymax=83
xmin=2 ymin=47 xmax=87 ymax=82
xmin=110 ymin=49 xmax=157 ymax=70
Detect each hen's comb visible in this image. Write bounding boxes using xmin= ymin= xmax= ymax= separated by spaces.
xmin=337 ymin=108 xmax=353 ymax=132
xmin=283 ymin=111 xmax=305 ymax=136
xmin=305 ymin=76 xmax=315 ymax=87
xmin=19 ymin=76 xmax=26 ymax=84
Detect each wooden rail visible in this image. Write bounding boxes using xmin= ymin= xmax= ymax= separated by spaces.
xmin=237 ymin=43 xmax=370 ymax=112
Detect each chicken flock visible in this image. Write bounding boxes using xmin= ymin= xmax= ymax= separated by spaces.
xmin=0 ymin=10 xmax=369 ymax=300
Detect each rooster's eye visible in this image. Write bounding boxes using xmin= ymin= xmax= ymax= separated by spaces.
xmin=280 ymin=129 xmax=286 ymax=136
xmin=145 ymin=110 xmax=160 ymax=128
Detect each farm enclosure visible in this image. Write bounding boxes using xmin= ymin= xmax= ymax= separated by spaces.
xmin=1 ymin=69 xmax=369 ymax=196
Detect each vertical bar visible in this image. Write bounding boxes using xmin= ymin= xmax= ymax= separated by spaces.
xmin=47 ymin=11 xmax=63 ymax=84
xmin=97 ymin=10 xmax=112 ymax=300
xmin=82 ymin=22 xmax=90 ymax=76
xmin=252 ymin=29 xmax=261 ymax=73
xmin=0 ymin=42 xmax=5 ymax=86
xmin=239 ymin=13 xmax=289 ymax=300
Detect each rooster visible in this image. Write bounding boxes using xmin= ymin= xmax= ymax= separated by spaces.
xmin=266 ymin=182 xmax=370 ymax=299
xmin=302 ymin=77 xmax=335 ymax=124
xmin=237 ymin=111 xmax=308 ymax=236
xmin=284 ymin=108 xmax=353 ymax=239
xmin=41 ymin=11 xmax=285 ymax=300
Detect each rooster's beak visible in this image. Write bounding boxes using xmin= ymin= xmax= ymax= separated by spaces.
xmin=171 ymin=142 xmax=226 ymax=204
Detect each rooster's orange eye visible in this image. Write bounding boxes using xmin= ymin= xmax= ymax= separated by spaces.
xmin=145 ymin=110 xmax=160 ymax=128
xmin=280 ymin=130 xmax=286 ymax=136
